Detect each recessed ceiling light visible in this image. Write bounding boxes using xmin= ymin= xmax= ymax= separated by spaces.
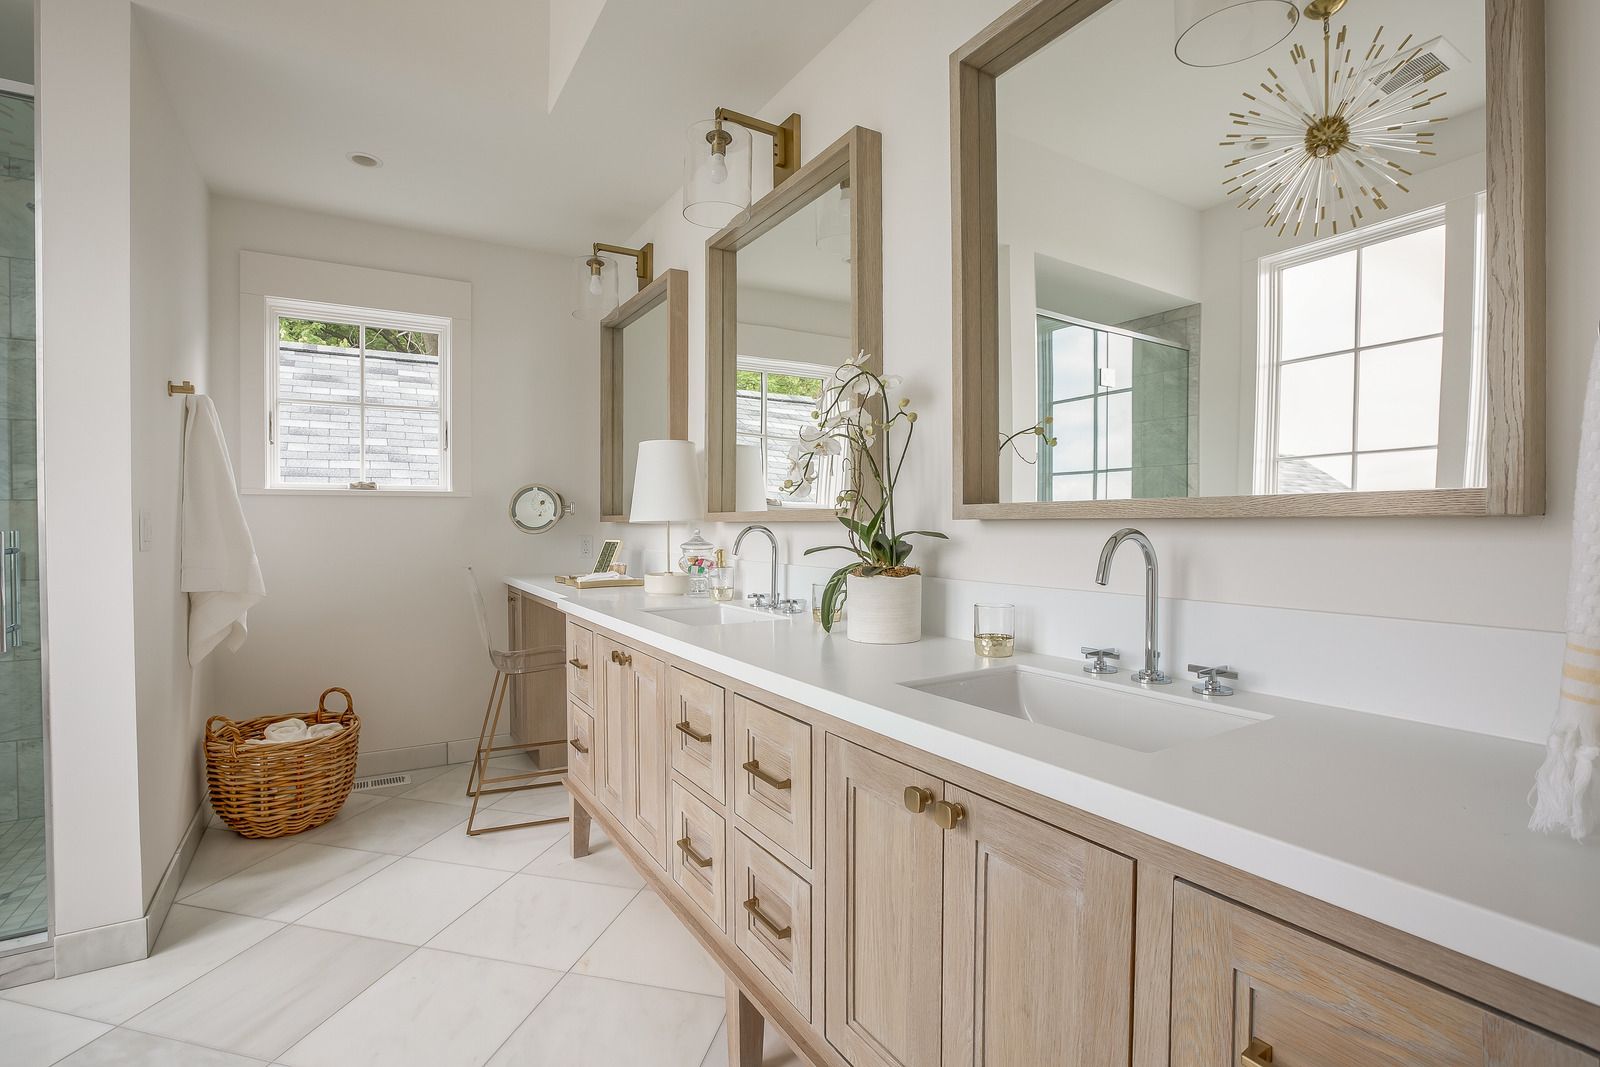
xmin=347 ymin=152 xmax=383 ymax=168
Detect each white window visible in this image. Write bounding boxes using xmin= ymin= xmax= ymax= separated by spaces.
xmin=735 ymin=355 xmax=840 ymax=507
xmin=1254 ymin=202 xmax=1482 ymax=494
xmin=238 ymin=252 xmax=472 ymax=496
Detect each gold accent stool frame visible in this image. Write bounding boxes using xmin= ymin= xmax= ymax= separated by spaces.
xmin=949 ymin=0 xmax=1545 ymax=519
xmin=704 ymin=125 xmax=885 ymax=522
xmin=600 ymin=268 xmax=690 ymax=522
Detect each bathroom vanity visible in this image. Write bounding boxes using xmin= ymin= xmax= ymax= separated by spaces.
xmin=512 ymin=577 xmax=1600 ymax=1067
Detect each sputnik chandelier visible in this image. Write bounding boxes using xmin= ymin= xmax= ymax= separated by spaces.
xmin=1221 ymin=0 xmax=1447 ymax=238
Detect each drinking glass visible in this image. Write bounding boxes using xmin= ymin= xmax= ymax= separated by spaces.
xmin=974 ymin=603 xmax=1015 ymax=658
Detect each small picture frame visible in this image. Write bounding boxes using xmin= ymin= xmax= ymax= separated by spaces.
xmin=592 ymin=539 xmax=621 ymax=574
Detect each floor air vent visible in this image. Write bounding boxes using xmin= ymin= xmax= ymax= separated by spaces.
xmin=352 ymin=773 xmax=411 ymax=791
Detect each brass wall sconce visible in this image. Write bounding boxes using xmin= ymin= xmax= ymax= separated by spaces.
xmin=572 ymin=240 xmax=654 ymax=320
xmin=683 ymin=107 xmax=803 ymax=228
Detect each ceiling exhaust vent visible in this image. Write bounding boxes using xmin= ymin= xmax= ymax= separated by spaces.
xmin=1370 ymin=35 xmax=1468 ymax=96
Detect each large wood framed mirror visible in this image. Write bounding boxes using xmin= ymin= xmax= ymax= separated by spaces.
xmin=952 ymin=0 xmax=1543 ymax=518
xmin=601 ymin=268 xmax=688 ymax=521
xmin=705 ymin=125 xmax=883 ymax=521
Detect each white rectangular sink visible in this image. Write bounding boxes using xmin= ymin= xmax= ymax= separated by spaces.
xmin=644 ymin=604 xmax=780 ymax=627
xmin=905 ymin=665 xmax=1267 ymax=753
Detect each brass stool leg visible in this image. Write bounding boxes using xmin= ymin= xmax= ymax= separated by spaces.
xmin=466 ymin=670 xmax=570 ymax=836
xmin=465 ymin=670 xmax=504 ymax=799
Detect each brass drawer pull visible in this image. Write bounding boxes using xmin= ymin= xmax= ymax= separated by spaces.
xmin=609 ymin=649 xmax=632 ymax=667
xmin=903 ymin=786 xmax=933 ymax=813
xmin=567 ymin=657 xmax=587 ymax=670
xmin=675 ymin=720 xmax=713 ymax=744
xmin=743 ymin=896 xmax=792 ymax=940
xmin=742 ymin=759 xmax=791 ymax=791
xmin=1241 ymin=1039 xmax=1273 ymax=1067
xmin=676 ymin=836 xmax=714 ymax=869
xmin=568 ymin=737 xmax=589 ymax=754
xmin=933 ymin=800 xmax=966 ymax=830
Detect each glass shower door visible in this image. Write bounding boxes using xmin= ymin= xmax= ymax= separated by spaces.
xmin=0 ymin=86 xmax=46 ymax=945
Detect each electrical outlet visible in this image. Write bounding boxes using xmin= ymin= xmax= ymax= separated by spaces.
xmin=579 ymin=535 xmax=593 ymax=561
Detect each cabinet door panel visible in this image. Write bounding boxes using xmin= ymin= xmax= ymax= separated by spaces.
xmin=624 ymin=649 xmax=669 ymax=869
xmin=824 ymin=737 xmax=944 ymax=1067
xmin=566 ymin=622 xmax=593 ymax=708
xmin=591 ymin=635 xmax=628 ymax=816
xmin=566 ymin=700 xmax=595 ymax=794
xmin=941 ymin=786 xmax=1133 ymax=1067
xmin=1171 ymin=882 xmax=1598 ymax=1067
xmin=669 ymin=668 xmax=726 ymax=804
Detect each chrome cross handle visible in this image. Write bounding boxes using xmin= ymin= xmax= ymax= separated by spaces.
xmin=1188 ymin=663 xmax=1238 ymax=697
xmin=1081 ymin=646 xmax=1120 ymax=675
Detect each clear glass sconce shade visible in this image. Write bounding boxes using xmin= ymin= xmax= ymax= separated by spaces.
xmin=570 ymin=255 xmax=618 ymax=320
xmin=1174 ymin=0 xmax=1298 ymax=67
xmin=683 ymin=119 xmax=752 ymax=228
xmin=814 ymin=180 xmax=851 ymax=259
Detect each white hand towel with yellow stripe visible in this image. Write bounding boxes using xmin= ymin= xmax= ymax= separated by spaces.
xmin=1530 ymin=332 xmax=1600 ymax=839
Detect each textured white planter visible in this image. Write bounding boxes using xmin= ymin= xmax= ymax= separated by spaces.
xmin=846 ymin=572 xmax=923 ymax=645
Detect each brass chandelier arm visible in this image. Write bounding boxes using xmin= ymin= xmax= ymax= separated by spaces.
xmin=590 ymin=241 xmax=654 ymax=286
xmin=712 ymin=106 xmax=803 ymax=185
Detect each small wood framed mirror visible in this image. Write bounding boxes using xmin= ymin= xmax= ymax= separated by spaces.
xmin=600 ymin=268 xmax=689 ymax=521
xmin=704 ymin=125 xmax=883 ymax=521
xmin=951 ymin=0 xmax=1544 ymax=519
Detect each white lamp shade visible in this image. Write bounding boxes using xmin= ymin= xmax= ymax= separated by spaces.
xmin=629 ymin=440 xmax=701 ymax=522
xmin=1174 ymin=0 xmax=1298 ymax=67
xmin=570 ymin=254 xmax=618 ymax=320
xmin=683 ymin=119 xmax=752 ymax=229
xmin=735 ymin=443 xmax=768 ymax=512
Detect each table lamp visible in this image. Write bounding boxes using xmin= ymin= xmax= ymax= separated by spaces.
xmin=630 ymin=440 xmax=700 ymax=595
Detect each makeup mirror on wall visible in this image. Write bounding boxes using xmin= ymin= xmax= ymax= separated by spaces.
xmin=601 ymin=268 xmax=688 ymax=520
xmin=952 ymin=0 xmax=1544 ymax=519
xmin=706 ymin=126 xmax=883 ymax=520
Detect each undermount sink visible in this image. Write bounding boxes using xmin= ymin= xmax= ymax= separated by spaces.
xmin=644 ymin=604 xmax=781 ymax=627
xmin=905 ymin=665 xmax=1268 ymax=753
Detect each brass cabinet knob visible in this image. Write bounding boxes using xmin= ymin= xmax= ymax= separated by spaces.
xmin=1240 ymin=1039 xmax=1273 ymax=1066
xmin=932 ymin=800 xmax=966 ymax=830
xmin=903 ymin=786 xmax=933 ymax=813
xmin=609 ymin=649 xmax=632 ymax=667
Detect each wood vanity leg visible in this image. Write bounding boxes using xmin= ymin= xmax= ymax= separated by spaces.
xmin=726 ymin=977 xmax=765 ymax=1067
xmin=569 ymin=794 xmax=592 ymax=859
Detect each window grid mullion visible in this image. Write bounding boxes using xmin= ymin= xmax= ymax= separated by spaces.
xmin=357 ymin=323 xmax=368 ymax=483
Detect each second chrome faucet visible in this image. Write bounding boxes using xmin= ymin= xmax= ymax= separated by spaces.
xmin=1094 ymin=528 xmax=1170 ymax=686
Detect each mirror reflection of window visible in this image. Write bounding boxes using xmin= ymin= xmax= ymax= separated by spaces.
xmin=736 ymin=359 xmax=841 ymax=506
xmin=993 ymin=0 xmax=1487 ymax=502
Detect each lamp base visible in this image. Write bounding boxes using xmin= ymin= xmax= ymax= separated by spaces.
xmin=643 ymin=571 xmax=690 ymax=595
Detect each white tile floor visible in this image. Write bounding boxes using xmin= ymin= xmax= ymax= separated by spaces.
xmin=2 ymin=761 xmax=800 ymax=1067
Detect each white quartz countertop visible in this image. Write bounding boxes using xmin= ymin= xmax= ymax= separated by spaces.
xmin=508 ymin=575 xmax=1600 ymax=1007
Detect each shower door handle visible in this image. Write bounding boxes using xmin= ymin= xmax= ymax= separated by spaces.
xmin=1 ymin=531 xmax=20 ymax=653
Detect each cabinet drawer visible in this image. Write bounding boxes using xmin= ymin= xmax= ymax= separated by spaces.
xmin=1171 ymin=883 xmax=1598 ymax=1067
xmin=565 ymin=700 xmax=594 ymax=794
xmin=732 ymin=697 xmax=813 ymax=867
xmin=566 ymin=623 xmax=594 ymax=707
xmin=733 ymin=830 xmax=813 ymax=1022
xmin=668 ymin=669 xmax=726 ymax=805
xmin=669 ymin=780 xmax=726 ymax=931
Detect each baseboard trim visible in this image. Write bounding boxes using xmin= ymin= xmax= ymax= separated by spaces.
xmin=0 ymin=941 xmax=54 ymax=990
xmin=52 ymin=799 xmax=207 ymax=979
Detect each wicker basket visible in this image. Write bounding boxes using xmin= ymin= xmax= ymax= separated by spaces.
xmin=204 ymin=688 xmax=361 ymax=839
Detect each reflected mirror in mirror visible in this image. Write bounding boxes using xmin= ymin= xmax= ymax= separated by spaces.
xmin=733 ymin=176 xmax=854 ymax=510
xmin=619 ymin=300 xmax=670 ymax=508
xmin=995 ymin=0 xmax=1487 ymax=503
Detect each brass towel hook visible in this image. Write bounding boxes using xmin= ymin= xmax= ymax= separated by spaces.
xmin=167 ymin=380 xmax=195 ymax=396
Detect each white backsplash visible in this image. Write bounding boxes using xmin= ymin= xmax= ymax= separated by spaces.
xmin=715 ymin=557 xmax=1561 ymax=746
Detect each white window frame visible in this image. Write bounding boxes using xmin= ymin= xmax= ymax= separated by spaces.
xmin=735 ymin=354 xmax=841 ymax=508
xmin=238 ymin=251 xmax=472 ymax=497
xmin=1251 ymin=203 xmax=1477 ymax=495
xmin=266 ymin=297 xmax=453 ymax=492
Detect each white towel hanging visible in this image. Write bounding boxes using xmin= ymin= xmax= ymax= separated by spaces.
xmin=181 ymin=394 xmax=266 ymax=665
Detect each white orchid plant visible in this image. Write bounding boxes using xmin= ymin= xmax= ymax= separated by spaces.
xmin=782 ymin=351 xmax=947 ymax=632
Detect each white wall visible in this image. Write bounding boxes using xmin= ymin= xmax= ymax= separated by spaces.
xmin=38 ymin=0 xmax=145 ymax=948
xmin=130 ymin=18 xmax=210 ymax=906
xmin=206 ymin=197 xmax=594 ymax=757
xmin=614 ymin=0 xmax=1596 ymax=686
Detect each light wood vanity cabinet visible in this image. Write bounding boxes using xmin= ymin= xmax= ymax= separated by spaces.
xmin=553 ymin=618 xmax=1599 ymax=1067
xmin=1171 ymin=883 xmax=1597 ymax=1067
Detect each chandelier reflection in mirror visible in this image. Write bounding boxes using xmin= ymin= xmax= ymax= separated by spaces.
xmin=1221 ymin=0 xmax=1447 ymax=238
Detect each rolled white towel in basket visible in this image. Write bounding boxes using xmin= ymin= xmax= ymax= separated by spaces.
xmin=242 ymin=718 xmax=343 ymax=746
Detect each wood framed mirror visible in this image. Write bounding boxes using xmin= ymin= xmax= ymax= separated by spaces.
xmin=601 ymin=268 xmax=688 ymax=521
xmin=705 ymin=125 xmax=883 ymax=521
xmin=952 ymin=0 xmax=1544 ymax=519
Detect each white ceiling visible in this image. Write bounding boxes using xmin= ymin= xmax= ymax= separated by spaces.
xmin=131 ymin=0 xmax=873 ymax=254
xmin=997 ymin=0 xmax=1487 ymax=210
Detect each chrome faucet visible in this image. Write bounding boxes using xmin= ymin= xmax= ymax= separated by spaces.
xmin=1094 ymin=528 xmax=1170 ymax=685
xmin=735 ymin=525 xmax=780 ymax=611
